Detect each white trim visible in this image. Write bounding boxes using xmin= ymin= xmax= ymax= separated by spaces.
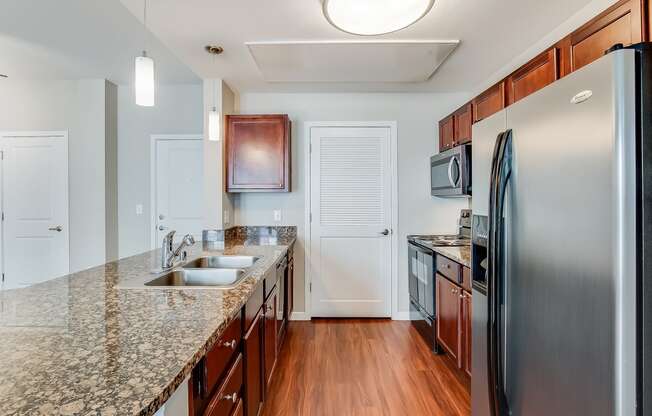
xmin=392 ymin=311 xmax=410 ymax=321
xmin=149 ymin=134 xmax=202 ymax=249
xmin=303 ymin=121 xmax=399 ymax=320
xmin=289 ymin=311 xmax=310 ymax=321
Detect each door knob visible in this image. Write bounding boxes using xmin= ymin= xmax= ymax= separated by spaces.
xmin=48 ymin=226 xmax=63 ymax=232
xmin=380 ymin=229 xmax=390 ymax=236
xmin=158 ymin=214 xmax=165 ymax=220
xmin=158 ymin=225 xmax=169 ymax=231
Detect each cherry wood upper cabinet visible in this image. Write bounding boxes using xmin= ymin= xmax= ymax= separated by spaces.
xmin=567 ymin=0 xmax=643 ymax=73
xmin=472 ymin=81 xmax=506 ymax=123
xmin=506 ymin=48 xmax=559 ymax=105
xmin=453 ymin=103 xmax=473 ymax=145
xmin=225 ymin=114 xmax=291 ymax=193
xmin=438 ymin=115 xmax=454 ymax=152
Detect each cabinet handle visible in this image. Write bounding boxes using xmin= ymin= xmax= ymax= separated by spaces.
xmin=221 ymin=339 xmax=237 ymax=350
xmin=222 ymin=392 xmax=238 ymax=403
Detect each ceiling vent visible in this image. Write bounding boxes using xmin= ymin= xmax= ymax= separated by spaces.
xmin=246 ymin=40 xmax=459 ymax=83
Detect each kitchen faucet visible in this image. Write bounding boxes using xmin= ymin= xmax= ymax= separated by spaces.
xmin=161 ymin=230 xmax=196 ymax=270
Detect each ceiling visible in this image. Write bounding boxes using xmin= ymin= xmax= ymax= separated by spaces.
xmin=119 ymin=0 xmax=596 ymax=93
xmin=0 ymin=0 xmax=199 ymax=84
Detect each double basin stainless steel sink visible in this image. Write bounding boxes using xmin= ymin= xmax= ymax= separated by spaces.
xmin=145 ymin=255 xmax=260 ymax=288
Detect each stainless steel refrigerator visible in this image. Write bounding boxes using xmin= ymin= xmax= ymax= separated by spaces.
xmin=471 ymin=44 xmax=652 ymax=416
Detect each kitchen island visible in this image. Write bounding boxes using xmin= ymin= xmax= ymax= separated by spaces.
xmin=0 ymin=226 xmax=296 ymax=416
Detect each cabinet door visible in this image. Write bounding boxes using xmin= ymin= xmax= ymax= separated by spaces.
xmin=436 ymin=274 xmax=461 ymax=363
xmin=569 ymin=0 xmax=642 ymax=72
xmin=225 ymin=115 xmax=291 ymax=193
xmin=472 ymin=82 xmax=506 ymax=123
xmin=506 ymin=48 xmax=558 ymax=105
xmin=438 ymin=116 xmax=454 ymax=152
xmin=263 ymin=286 xmax=278 ymax=391
xmin=243 ymin=311 xmax=263 ymax=416
xmin=453 ymin=103 xmax=473 ymax=145
xmin=462 ymin=291 xmax=472 ymax=377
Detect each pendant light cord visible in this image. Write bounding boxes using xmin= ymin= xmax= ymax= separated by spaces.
xmin=143 ymin=0 xmax=148 ymax=53
xmin=213 ymin=53 xmax=217 ymax=111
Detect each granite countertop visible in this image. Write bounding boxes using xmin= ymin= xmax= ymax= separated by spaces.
xmin=0 ymin=227 xmax=296 ymax=416
xmin=408 ymin=235 xmax=471 ymax=268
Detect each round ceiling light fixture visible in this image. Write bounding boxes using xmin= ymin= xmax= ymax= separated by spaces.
xmin=323 ymin=0 xmax=435 ymax=36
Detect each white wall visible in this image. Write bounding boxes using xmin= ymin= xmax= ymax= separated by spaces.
xmin=118 ymin=84 xmax=203 ymax=257
xmin=202 ymin=80 xmax=238 ymax=231
xmin=0 ymin=78 xmax=117 ymax=272
xmin=237 ymin=92 xmax=470 ymax=315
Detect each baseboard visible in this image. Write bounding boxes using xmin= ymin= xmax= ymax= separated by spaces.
xmin=290 ymin=311 xmax=310 ymax=321
xmin=392 ymin=311 xmax=410 ymax=321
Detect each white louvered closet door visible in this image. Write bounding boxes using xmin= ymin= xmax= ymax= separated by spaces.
xmin=310 ymin=126 xmax=392 ymax=317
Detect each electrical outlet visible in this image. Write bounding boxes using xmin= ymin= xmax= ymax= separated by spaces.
xmin=224 ymin=209 xmax=230 ymax=225
xmin=273 ymin=209 xmax=282 ymax=222
xmin=136 ymin=204 xmax=143 ymax=215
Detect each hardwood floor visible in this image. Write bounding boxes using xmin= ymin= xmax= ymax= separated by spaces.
xmin=262 ymin=319 xmax=470 ymax=416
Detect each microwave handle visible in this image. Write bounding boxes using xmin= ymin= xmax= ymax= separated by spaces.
xmin=447 ymin=156 xmax=459 ymax=187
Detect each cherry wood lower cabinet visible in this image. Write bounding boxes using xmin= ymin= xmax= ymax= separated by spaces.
xmin=243 ymin=311 xmax=264 ymax=416
xmin=436 ymin=271 xmax=473 ymax=376
xmin=436 ymin=274 xmax=461 ymax=363
xmin=263 ymin=285 xmax=278 ymax=392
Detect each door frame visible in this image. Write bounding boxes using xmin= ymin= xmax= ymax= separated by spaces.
xmin=303 ymin=121 xmax=399 ymax=320
xmin=149 ymin=134 xmax=202 ymax=249
xmin=0 ymin=131 xmax=69 ymax=289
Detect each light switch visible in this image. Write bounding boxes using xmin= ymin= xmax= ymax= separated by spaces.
xmin=273 ymin=209 xmax=282 ymax=222
xmin=136 ymin=204 xmax=143 ymax=215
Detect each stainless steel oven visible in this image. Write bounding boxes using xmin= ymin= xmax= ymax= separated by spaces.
xmin=430 ymin=144 xmax=471 ymax=197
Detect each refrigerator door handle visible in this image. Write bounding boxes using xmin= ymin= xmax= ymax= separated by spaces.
xmin=487 ymin=129 xmax=513 ymax=416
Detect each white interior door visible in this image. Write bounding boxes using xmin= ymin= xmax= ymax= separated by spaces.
xmin=2 ymin=132 xmax=69 ymax=289
xmin=310 ymin=126 xmax=392 ymax=317
xmin=153 ymin=138 xmax=203 ymax=246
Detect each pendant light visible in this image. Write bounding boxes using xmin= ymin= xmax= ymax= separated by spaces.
xmin=135 ymin=0 xmax=155 ymax=106
xmin=323 ymin=0 xmax=435 ymax=36
xmin=206 ymin=45 xmax=224 ymax=141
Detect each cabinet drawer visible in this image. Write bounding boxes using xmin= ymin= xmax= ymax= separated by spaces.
xmin=437 ymin=255 xmax=461 ymax=284
xmin=244 ymin=284 xmax=263 ymax=332
xmin=205 ymin=315 xmax=242 ymax=395
xmin=203 ymin=353 xmax=244 ymax=416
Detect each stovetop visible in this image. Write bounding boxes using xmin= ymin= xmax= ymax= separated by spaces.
xmin=407 ymin=234 xmax=471 ymax=247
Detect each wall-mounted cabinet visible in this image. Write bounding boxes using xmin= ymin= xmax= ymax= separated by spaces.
xmin=225 ymin=114 xmax=291 ymax=193
xmin=438 ymin=102 xmax=472 ymax=152
xmin=566 ymin=0 xmax=642 ymax=73
xmin=439 ymin=0 xmax=649 ymax=131
xmin=506 ymin=47 xmax=559 ymax=105
xmin=472 ymin=82 xmax=506 ymax=123
xmin=438 ymin=115 xmax=455 ymax=152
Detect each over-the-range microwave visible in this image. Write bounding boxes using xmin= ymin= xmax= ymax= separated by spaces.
xmin=430 ymin=144 xmax=471 ymax=197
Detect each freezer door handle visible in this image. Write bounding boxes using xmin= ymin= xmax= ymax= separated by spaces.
xmin=487 ymin=129 xmax=513 ymax=416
